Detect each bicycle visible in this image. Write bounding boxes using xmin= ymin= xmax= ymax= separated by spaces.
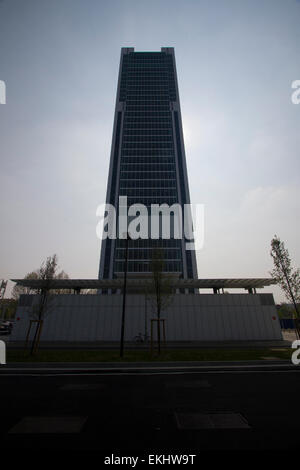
xmin=133 ymin=332 xmax=150 ymax=343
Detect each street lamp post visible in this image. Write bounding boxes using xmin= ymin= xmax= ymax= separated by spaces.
xmin=120 ymin=232 xmax=130 ymax=358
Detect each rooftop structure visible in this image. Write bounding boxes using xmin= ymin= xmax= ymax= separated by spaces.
xmin=12 ymin=277 xmax=276 ymax=294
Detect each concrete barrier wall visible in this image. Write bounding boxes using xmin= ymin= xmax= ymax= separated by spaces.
xmin=11 ymin=293 xmax=282 ymax=342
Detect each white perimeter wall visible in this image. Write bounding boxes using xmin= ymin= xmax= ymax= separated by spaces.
xmin=11 ymin=293 xmax=282 ymax=342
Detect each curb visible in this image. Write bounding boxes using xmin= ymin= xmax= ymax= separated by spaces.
xmin=0 ymin=360 xmax=298 ymax=375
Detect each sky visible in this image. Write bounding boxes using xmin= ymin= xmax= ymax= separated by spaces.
xmin=0 ymin=0 xmax=299 ymax=302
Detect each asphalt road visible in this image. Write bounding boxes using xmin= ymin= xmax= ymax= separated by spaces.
xmin=0 ymin=365 xmax=299 ymax=456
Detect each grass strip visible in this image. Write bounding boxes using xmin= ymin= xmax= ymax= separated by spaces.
xmin=6 ymin=348 xmax=292 ymax=363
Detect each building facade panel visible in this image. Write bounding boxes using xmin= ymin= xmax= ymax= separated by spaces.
xmin=12 ymin=293 xmax=282 ymax=342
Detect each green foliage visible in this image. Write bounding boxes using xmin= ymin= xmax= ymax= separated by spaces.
xmin=0 ymin=299 xmax=17 ymax=319
xmin=6 ymin=348 xmax=292 ymax=363
xmin=276 ymin=303 xmax=298 ymax=319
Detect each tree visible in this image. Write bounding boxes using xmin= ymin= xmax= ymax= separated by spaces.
xmin=146 ymin=249 xmax=175 ymax=354
xmin=270 ymin=235 xmax=300 ymax=337
xmin=30 ymin=254 xmax=59 ymax=354
xmin=11 ymin=254 xmax=70 ymax=353
xmin=51 ymin=270 xmax=72 ymax=294
xmin=38 ymin=253 xmax=58 ymax=281
xmin=11 ymin=271 xmax=40 ymax=300
xmin=276 ymin=303 xmax=296 ymax=319
xmin=0 ymin=299 xmax=17 ymax=320
xmin=12 ymin=256 xmax=70 ymax=299
xmin=13 ymin=254 xmax=68 ymax=354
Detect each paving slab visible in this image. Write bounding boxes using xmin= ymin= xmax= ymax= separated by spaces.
xmin=175 ymin=412 xmax=250 ymax=430
xmin=8 ymin=416 xmax=87 ymax=434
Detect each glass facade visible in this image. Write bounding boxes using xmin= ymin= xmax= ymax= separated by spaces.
xmin=99 ymin=48 xmax=198 ymax=279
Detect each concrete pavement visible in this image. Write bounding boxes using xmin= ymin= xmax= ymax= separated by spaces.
xmin=0 ymin=365 xmax=299 ymax=453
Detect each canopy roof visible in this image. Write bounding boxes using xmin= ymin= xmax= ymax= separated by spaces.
xmin=11 ymin=278 xmax=276 ymax=291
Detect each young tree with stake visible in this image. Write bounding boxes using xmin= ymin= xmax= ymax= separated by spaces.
xmin=147 ymin=249 xmax=174 ymax=355
xmin=270 ymin=235 xmax=300 ymax=338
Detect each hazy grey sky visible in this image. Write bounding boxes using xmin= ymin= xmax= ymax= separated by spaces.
xmin=0 ymin=0 xmax=299 ymax=301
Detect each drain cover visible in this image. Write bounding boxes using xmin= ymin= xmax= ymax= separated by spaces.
xmin=8 ymin=416 xmax=88 ymax=434
xmin=175 ymin=412 xmax=250 ymax=430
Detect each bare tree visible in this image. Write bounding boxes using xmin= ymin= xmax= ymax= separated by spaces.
xmin=30 ymin=254 xmax=59 ymax=354
xmin=12 ymin=254 xmax=69 ymax=353
xmin=38 ymin=254 xmax=57 ymax=280
xmin=270 ymin=235 xmax=300 ymax=338
xmin=13 ymin=256 xmax=71 ymax=298
xmin=51 ymin=270 xmax=72 ymax=294
xmin=11 ymin=271 xmax=40 ymax=300
xmin=146 ymin=249 xmax=175 ymax=354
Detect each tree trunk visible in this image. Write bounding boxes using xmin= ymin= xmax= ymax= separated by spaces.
xmin=30 ymin=290 xmax=46 ymax=355
xmin=157 ymin=305 xmax=161 ymax=355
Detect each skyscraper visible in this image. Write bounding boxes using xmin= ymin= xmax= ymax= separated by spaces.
xmin=99 ymin=47 xmax=198 ymax=280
